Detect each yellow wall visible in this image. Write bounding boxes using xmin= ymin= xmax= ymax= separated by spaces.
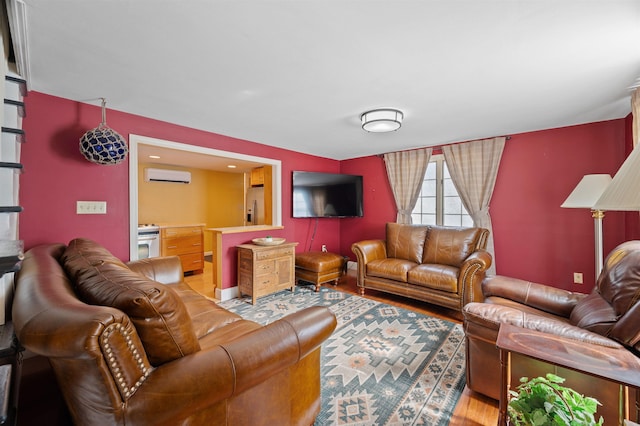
xmin=206 ymin=170 xmax=246 ymax=228
xmin=138 ymin=163 xmax=245 ymax=252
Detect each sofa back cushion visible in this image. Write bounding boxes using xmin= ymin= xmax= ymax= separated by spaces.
xmin=595 ymin=241 xmax=640 ymax=350
xmin=569 ymin=291 xmax=617 ymax=335
xmin=422 ymin=226 xmax=486 ymax=267
xmin=385 ymin=223 xmax=428 ymax=264
xmin=61 ymin=238 xmax=201 ymax=366
xmin=569 ymin=241 xmax=640 ymax=351
xmin=597 ymin=241 xmax=640 ymax=317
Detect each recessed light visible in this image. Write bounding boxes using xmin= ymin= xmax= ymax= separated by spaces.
xmin=227 ymin=165 xmax=237 ymax=169
xmin=149 ymin=155 xmax=160 ymax=159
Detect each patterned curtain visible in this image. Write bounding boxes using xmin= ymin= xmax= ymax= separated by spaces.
xmin=442 ymin=137 xmax=506 ymax=275
xmin=383 ymin=148 xmax=432 ymax=224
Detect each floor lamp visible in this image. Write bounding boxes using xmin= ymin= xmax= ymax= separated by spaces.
xmin=594 ymin=143 xmax=640 ymax=223
xmin=561 ymin=174 xmax=612 ymax=279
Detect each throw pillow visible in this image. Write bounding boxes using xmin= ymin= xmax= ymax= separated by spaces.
xmin=61 ymin=238 xmax=201 ymax=365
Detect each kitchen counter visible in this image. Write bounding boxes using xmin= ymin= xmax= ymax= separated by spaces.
xmin=157 ymin=223 xmax=206 ymax=229
xmin=205 ymin=225 xmax=283 ymax=234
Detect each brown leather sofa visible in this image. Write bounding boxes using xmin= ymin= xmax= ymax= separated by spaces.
xmin=351 ymin=222 xmax=492 ymax=311
xmin=463 ymin=240 xmax=640 ymax=424
xmin=13 ymin=238 xmax=337 ymax=426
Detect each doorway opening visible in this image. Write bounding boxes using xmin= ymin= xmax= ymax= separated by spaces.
xmin=128 ymin=134 xmax=282 ymax=260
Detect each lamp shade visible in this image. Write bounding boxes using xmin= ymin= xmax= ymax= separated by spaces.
xmin=594 ymin=145 xmax=640 ymax=211
xmin=361 ymin=109 xmax=403 ymax=133
xmin=561 ymin=174 xmax=612 ymax=209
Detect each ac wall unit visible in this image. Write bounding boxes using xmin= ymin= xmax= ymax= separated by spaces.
xmin=144 ymin=168 xmax=191 ymax=184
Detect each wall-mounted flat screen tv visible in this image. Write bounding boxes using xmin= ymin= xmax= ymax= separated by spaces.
xmin=292 ymin=171 xmax=364 ymax=218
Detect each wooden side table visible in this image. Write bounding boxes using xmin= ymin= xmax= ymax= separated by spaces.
xmin=237 ymin=242 xmax=298 ymax=304
xmin=497 ymin=323 xmax=640 ymax=426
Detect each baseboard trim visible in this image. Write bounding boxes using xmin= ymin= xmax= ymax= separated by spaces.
xmin=215 ymin=285 xmax=240 ymax=301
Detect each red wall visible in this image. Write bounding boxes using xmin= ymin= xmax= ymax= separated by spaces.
xmin=339 ymin=155 xmax=395 ymax=255
xmin=20 ymin=92 xmax=342 ymax=267
xmin=491 ymin=121 xmax=627 ymax=291
xmin=341 ymin=120 xmax=630 ymax=292
xmin=21 ymin=92 xmax=633 ymax=293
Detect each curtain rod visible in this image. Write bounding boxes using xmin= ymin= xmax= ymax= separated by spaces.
xmin=377 ymin=135 xmax=512 ymax=158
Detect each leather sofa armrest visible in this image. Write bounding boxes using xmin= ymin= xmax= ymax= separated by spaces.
xmin=351 ymin=239 xmax=386 ymax=264
xmin=463 ymin=302 xmax=623 ymax=349
xmin=482 ymin=275 xmax=587 ymax=318
xmin=351 ymin=240 xmax=386 ymax=286
xmin=127 ymin=256 xmax=184 ymax=285
xmin=128 ymin=306 xmax=337 ymax=423
xmin=459 ymin=249 xmax=493 ymax=306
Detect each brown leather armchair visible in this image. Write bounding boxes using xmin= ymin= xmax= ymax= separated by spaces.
xmin=13 ymin=239 xmax=337 ymax=425
xmin=463 ymin=240 xmax=640 ymax=424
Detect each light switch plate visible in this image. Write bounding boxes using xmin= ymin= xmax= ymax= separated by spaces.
xmin=77 ymin=201 xmax=107 ymax=214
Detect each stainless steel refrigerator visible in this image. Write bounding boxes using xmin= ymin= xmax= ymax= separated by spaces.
xmin=246 ymin=186 xmax=265 ymax=225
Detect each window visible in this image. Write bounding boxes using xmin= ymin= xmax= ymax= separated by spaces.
xmin=412 ymin=154 xmax=473 ymax=227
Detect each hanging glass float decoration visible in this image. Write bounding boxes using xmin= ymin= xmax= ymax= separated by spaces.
xmin=79 ymin=98 xmax=128 ymax=165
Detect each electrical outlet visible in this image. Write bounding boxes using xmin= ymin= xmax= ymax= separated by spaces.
xmin=573 ymin=272 xmax=583 ymax=284
xmin=77 ymin=201 xmax=107 ymax=214
xmin=321 ymin=245 xmax=327 ymax=252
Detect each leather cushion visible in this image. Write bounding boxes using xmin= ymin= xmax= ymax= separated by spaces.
xmin=482 ymin=275 xmax=585 ymax=318
xmin=408 ymin=264 xmax=458 ymax=293
xmin=61 ymin=238 xmax=201 ymax=365
xmin=366 ymin=258 xmax=415 ymax=282
xmin=170 ymin=281 xmax=243 ymax=339
xmin=423 ymin=226 xmax=483 ymax=267
xmin=597 ymin=240 xmax=640 ymax=317
xmin=569 ymin=291 xmax=617 ymax=336
xmin=385 ymin=223 xmax=428 ymax=264
xmin=597 ymin=241 xmax=640 ymax=349
xmin=295 ymin=252 xmax=344 ymax=272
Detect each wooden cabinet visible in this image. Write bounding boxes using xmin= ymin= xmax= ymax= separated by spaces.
xmin=237 ymin=242 xmax=298 ymax=304
xmin=161 ymin=226 xmax=204 ymax=274
xmin=250 ymin=167 xmax=264 ymax=186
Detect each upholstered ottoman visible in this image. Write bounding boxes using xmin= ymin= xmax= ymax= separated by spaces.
xmin=295 ymin=252 xmax=346 ymax=292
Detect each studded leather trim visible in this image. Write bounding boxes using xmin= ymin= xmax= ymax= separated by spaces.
xmin=101 ymin=322 xmax=153 ymax=400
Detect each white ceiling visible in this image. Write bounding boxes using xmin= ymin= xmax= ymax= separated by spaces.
xmin=12 ymin=0 xmax=640 ymax=162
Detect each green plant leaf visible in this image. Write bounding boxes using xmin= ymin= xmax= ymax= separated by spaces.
xmin=508 ymin=374 xmax=602 ymax=426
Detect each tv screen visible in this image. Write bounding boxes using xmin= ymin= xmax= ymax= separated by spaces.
xmin=292 ymin=171 xmax=363 ymax=218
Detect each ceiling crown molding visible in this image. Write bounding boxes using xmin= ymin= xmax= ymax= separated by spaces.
xmin=5 ymin=0 xmax=30 ymax=87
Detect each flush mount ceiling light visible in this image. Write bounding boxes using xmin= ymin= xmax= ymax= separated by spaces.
xmin=79 ymin=98 xmax=128 ymax=165
xmin=360 ymin=108 xmax=403 ymax=133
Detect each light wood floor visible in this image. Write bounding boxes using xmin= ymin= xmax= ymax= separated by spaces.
xmin=184 ymin=261 xmax=500 ymax=425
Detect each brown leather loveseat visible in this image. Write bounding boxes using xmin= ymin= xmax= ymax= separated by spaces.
xmin=351 ymin=222 xmax=492 ymax=311
xmin=463 ymin=240 xmax=640 ymax=424
xmin=13 ymin=238 xmax=337 ymax=425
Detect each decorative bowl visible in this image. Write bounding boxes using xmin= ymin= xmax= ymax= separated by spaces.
xmin=252 ymin=237 xmax=286 ymax=246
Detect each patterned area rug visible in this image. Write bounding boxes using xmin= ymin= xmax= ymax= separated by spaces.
xmin=219 ymin=286 xmax=465 ymax=426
